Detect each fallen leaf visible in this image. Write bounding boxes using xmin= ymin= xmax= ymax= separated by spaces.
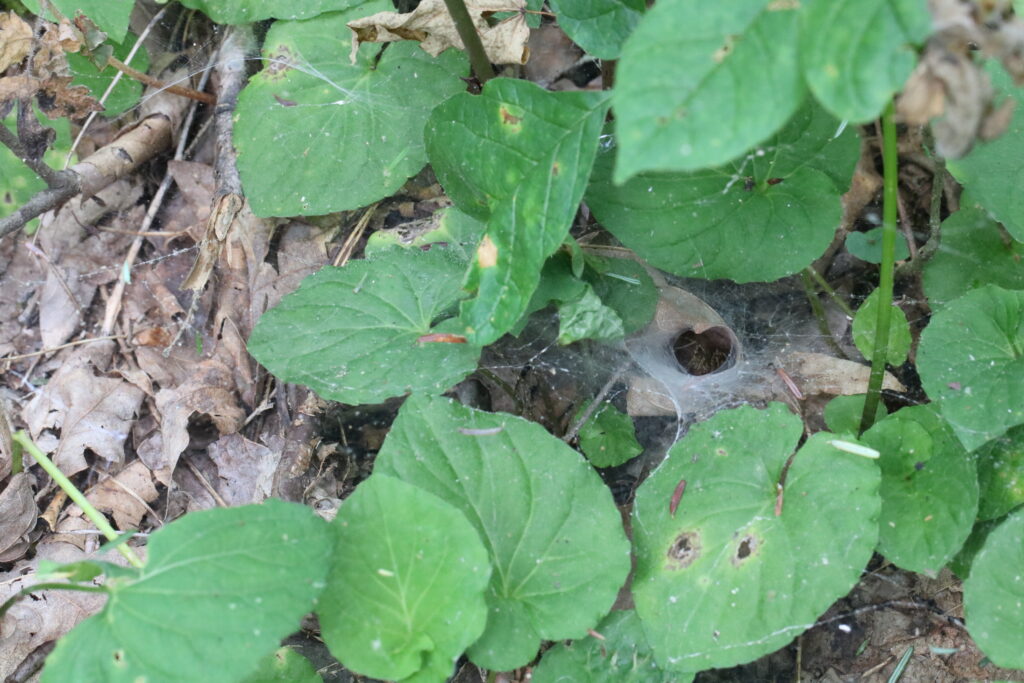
xmin=23 ymin=343 xmax=145 ymax=475
xmin=148 ymin=359 xmax=246 ymax=472
xmin=207 ymin=434 xmax=279 ymax=506
xmin=80 ymin=460 xmax=159 ymax=530
xmin=348 ymin=0 xmax=529 ymax=66
xmin=0 ymin=473 xmax=37 ymax=562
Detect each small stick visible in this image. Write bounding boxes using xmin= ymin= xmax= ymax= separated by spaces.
xmin=106 ymin=56 xmax=216 ymax=106
xmin=1 ymin=335 xmax=122 ymax=363
xmin=562 ymin=358 xmax=632 ymax=443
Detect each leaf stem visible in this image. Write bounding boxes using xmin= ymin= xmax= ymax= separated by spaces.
xmin=859 ymin=101 xmax=898 ymax=435
xmin=441 ymin=0 xmax=496 ymax=83
xmin=12 ymin=431 xmax=144 ymax=569
xmin=0 ymin=582 xmax=108 ymax=621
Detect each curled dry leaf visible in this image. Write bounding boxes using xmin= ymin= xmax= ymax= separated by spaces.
xmin=348 ymin=0 xmax=529 ymax=66
xmin=901 ymin=0 xmax=1024 ymax=158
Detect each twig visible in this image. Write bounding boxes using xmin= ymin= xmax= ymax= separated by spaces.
xmin=895 ymin=157 xmax=946 ymax=279
xmin=333 ymin=202 xmax=379 ymax=266
xmin=101 ymin=58 xmax=215 ymax=336
xmin=0 ymin=120 xmax=68 ymax=186
xmin=562 ymin=358 xmax=631 ymax=443
xmin=107 ymin=56 xmax=216 ymax=106
xmin=183 ymin=458 xmax=228 ymax=507
xmin=441 ymin=0 xmax=495 ymax=82
xmin=1 ymin=335 xmax=122 ymax=363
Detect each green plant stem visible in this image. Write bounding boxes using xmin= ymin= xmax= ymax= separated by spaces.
xmin=441 ymin=0 xmax=495 ymax=83
xmin=859 ymin=101 xmax=899 ymax=435
xmin=13 ymin=431 xmax=144 ymax=569
xmin=0 ymin=582 xmax=107 ymax=620
xmin=800 ymin=269 xmax=850 ymax=360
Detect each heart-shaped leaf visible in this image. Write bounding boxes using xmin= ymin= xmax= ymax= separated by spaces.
xmin=852 ymin=288 xmax=912 ymax=366
xmin=42 ymin=500 xmax=333 ymax=683
xmin=318 ymin=474 xmax=491 ymax=682
xmin=426 ymin=78 xmax=611 ymax=344
xmin=861 ymin=405 xmax=978 ymax=574
xmin=923 ymin=203 xmax=1024 ymax=308
xmin=917 ymin=285 xmax=1024 ymax=451
xmin=375 ymin=395 xmax=631 ymax=671
xmin=234 ymin=3 xmax=468 ymax=217
xmin=631 ymin=403 xmax=880 ymax=671
xmin=799 ymin=0 xmax=930 ymax=122
xmin=247 ymin=248 xmax=481 ymax=405
xmin=577 ymin=401 xmax=642 ymax=469
xmin=612 ymin=0 xmax=803 ymax=181
xmin=587 ymin=101 xmax=858 ymax=282
xmin=963 ymin=507 xmax=1024 ymax=669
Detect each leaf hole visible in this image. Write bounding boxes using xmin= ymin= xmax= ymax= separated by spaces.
xmin=732 ymin=534 xmax=760 ymax=566
xmin=666 ymin=531 xmax=701 ymax=569
xmin=673 ymin=326 xmax=735 ymax=375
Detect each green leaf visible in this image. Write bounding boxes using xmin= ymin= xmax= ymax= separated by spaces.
xmin=243 ymin=647 xmax=322 ymax=683
xmin=531 ymin=610 xmax=691 ymax=683
xmin=176 ymin=0 xmax=355 ymax=23
xmin=66 ymin=36 xmax=149 ymax=117
xmin=823 ymin=394 xmax=887 ymax=436
xmin=558 ymin=286 xmax=626 ymax=345
xmin=22 ymin=0 xmax=132 ymax=43
xmin=425 ymin=78 xmax=611 ymax=344
xmin=976 ymin=425 xmax=1024 ymax=521
xmin=963 ymin=507 xmax=1024 ymax=669
xmin=547 ymin=0 xmax=644 ymax=59
xmin=948 ymin=64 xmax=1024 ymax=242
xmin=319 ymin=475 xmax=490 ymax=683
xmin=234 ymin=5 xmax=468 ymax=217
xmin=798 ymin=0 xmax=930 ymax=123
xmin=577 ymin=401 xmax=643 ymax=468
xmin=612 ymin=0 xmax=803 ymax=180
xmin=852 ymin=288 xmax=912 ymax=366
xmin=587 ymin=101 xmax=859 ymax=282
xmin=845 ymin=227 xmax=911 ymax=264
xmin=363 ymin=207 xmax=486 ymax=263
xmin=861 ymin=405 xmax=978 ymax=575
xmin=923 ymin=204 xmax=1024 ymax=307
xmin=917 ymin=285 xmax=1024 ymax=452
xmin=631 ymin=403 xmax=880 ymax=671
xmin=247 ymin=248 xmax=481 ymax=405
xmin=582 ymin=255 xmax=658 ymax=335
xmin=42 ymin=500 xmax=334 ymax=683
xmin=949 ymin=515 xmax=1005 ymax=579
xmin=375 ymin=395 xmax=631 ymax=671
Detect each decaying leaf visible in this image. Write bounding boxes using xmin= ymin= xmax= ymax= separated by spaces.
xmin=23 ymin=343 xmax=145 ymax=475
xmin=80 ymin=460 xmax=159 ymax=530
xmin=348 ymin=0 xmax=529 ymax=66
xmin=900 ymin=0 xmax=1024 ymax=158
xmin=0 ymin=473 xmax=37 ymax=562
xmin=0 ymin=11 xmax=32 ymax=73
xmin=207 ymin=434 xmax=279 ymax=506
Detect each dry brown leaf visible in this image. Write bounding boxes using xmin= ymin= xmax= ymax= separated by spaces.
xmin=147 ymin=359 xmax=246 ymax=472
xmin=24 ymin=345 xmax=145 ymax=475
xmin=0 ymin=11 xmax=32 ymax=73
xmin=0 ymin=473 xmax=36 ymax=562
xmin=80 ymin=460 xmax=159 ymax=530
xmin=348 ymin=0 xmax=529 ymax=66
xmin=207 ymin=434 xmax=279 ymax=505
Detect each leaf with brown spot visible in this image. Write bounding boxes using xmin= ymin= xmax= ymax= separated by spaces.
xmin=0 ymin=11 xmax=33 ymax=72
